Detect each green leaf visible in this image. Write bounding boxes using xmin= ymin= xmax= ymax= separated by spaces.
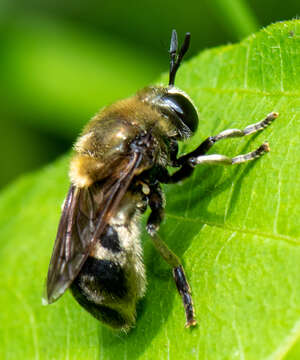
xmin=0 ymin=20 xmax=299 ymax=359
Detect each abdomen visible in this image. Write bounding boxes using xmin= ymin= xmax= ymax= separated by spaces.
xmin=70 ymin=192 xmax=146 ymax=330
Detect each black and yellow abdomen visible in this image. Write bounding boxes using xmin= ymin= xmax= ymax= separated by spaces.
xmin=70 ymin=191 xmax=146 ymax=330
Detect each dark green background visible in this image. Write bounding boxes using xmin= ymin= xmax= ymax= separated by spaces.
xmin=0 ymin=0 xmax=298 ymax=188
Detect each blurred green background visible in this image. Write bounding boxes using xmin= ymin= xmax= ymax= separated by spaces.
xmin=0 ymin=0 xmax=298 ymax=188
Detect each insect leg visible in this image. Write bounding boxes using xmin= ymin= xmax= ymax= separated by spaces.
xmin=177 ymin=112 xmax=278 ymax=163
xmin=146 ymin=184 xmax=165 ymax=236
xmin=161 ymin=112 xmax=277 ymax=183
xmin=188 ymin=142 xmax=270 ymax=167
xmin=146 ymin=185 xmax=196 ymax=327
xmin=160 ymin=140 xmax=271 ymax=184
xmin=150 ymin=232 xmax=196 ymax=328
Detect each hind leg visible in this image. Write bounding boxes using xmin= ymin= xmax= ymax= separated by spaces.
xmin=146 ymin=184 xmax=196 ymax=328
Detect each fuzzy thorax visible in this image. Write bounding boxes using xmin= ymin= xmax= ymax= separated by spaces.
xmin=69 ymin=154 xmax=104 ymax=188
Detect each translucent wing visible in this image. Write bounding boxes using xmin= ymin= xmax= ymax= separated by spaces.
xmin=44 ymin=151 xmax=142 ymax=304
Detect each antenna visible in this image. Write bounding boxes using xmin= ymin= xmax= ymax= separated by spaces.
xmin=169 ymin=30 xmax=191 ymax=86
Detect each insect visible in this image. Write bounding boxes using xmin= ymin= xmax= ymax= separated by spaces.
xmin=44 ymin=30 xmax=277 ymax=330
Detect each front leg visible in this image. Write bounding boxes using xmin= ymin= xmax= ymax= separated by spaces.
xmin=161 ymin=112 xmax=278 ymax=183
xmin=189 ymin=142 xmax=270 ymax=167
xmin=177 ymin=111 xmax=278 ymax=164
xmin=146 ymin=184 xmax=196 ymax=327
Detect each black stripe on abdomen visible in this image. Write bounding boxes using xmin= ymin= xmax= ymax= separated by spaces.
xmin=70 ymin=257 xmax=129 ymax=328
xmin=78 ymin=257 xmax=127 ymax=298
xmin=100 ymin=225 xmax=121 ymax=252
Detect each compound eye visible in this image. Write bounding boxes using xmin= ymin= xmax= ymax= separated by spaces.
xmin=162 ymin=93 xmax=198 ymax=133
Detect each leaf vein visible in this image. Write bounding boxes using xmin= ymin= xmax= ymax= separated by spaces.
xmin=165 ymin=213 xmax=299 ymax=245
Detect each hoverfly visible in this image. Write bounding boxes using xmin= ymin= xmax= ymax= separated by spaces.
xmin=44 ymin=30 xmax=277 ymax=330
